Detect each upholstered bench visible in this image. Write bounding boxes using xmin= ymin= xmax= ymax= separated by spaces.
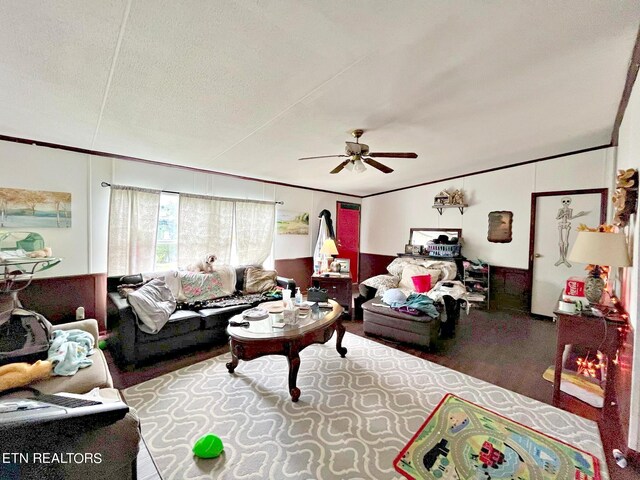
xmin=362 ymin=298 xmax=440 ymax=348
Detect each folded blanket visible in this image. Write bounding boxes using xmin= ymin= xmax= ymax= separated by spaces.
xmin=48 ymin=329 xmax=95 ymax=376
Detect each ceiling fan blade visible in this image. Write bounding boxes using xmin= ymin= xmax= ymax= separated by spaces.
xmin=330 ymin=160 xmax=350 ymax=174
xmin=362 ymin=157 xmax=393 ymax=174
xmin=368 ymin=152 xmax=418 ymax=159
xmin=298 ymin=154 xmax=348 ymax=161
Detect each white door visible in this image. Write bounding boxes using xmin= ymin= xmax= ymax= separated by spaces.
xmin=531 ymin=192 xmax=604 ymax=317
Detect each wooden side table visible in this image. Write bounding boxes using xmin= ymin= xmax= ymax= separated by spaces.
xmin=311 ymin=274 xmax=353 ymax=320
xmin=553 ymin=307 xmax=625 ymax=410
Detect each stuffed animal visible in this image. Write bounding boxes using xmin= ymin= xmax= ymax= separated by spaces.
xmin=26 ymin=247 xmax=52 ymax=258
xmin=0 ymin=360 xmax=52 ymax=393
xmin=186 ymin=254 xmax=217 ymax=273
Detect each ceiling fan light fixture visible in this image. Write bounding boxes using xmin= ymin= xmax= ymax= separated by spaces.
xmin=353 ymin=159 xmax=366 ymax=173
xmin=345 ymin=161 xmax=354 ymax=171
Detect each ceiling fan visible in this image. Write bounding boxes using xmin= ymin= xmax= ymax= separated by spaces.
xmin=298 ymin=129 xmax=418 ymax=174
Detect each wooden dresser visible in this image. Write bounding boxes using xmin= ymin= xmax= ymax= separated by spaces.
xmin=311 ymin=274 xmax=353 ymax=319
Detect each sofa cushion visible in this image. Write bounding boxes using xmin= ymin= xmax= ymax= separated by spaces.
xmin=362 ymin=298 xmax=436 ymax=324
xmin=243 ymin=267 xmax=277 ymax=293
xmin=120 ymin=273 xmax=144 ymax=285
xmin=136 ymin=310 xmax=201 ymax=344
xmin=32 ymin=348 xmax=113 ymax=394
xmin=127 ymin=278 xmax=176 ymax=334
xmin=199 ymin=305 xmax=249 ymax=329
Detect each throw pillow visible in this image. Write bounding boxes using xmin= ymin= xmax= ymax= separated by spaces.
xmin=423 ymin=260 xmax=457 ymax=281
xmin=179 ymin=269 xmax=236 ymax=303
xmin=127 ymin=278 xmax=177 ymax=334
xmin=386 ymin=257 xmax=423 ymax=276
xmin=361 ymin=274 xmax=400 ymax=296
xmin=243 ymin=267 xmax=277 ymax=294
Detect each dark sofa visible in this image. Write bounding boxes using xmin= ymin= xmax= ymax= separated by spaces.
xmin=107 ymin=266 xmax=296 ymax=366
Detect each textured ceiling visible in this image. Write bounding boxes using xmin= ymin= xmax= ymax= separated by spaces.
xmin=0 ymin=1 xmax=638 ymax=196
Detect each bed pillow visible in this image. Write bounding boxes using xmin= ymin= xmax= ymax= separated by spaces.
xmin=127 ymin=278 xmax=176 ymax=334
xmin=243 ymin=267 xmax=277 ymax=294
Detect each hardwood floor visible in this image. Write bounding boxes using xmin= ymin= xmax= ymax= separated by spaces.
xmin=108 ymin=308 xmax=639 ymax=479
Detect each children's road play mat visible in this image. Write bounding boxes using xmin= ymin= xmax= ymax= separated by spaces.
xmin=394 ymin=394 xmax=601 ymax=480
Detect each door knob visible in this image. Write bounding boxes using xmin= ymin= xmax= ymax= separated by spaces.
xmin=534 ymin=253 xmax=542 ymax=258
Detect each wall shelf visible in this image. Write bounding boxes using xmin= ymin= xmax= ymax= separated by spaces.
xmin=432 ymin=204 xmax=468 ymax=215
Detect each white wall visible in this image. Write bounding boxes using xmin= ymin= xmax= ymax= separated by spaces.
xmin=615 ymin=73 xmax=640 ymax=451
xmin=361 ymin=148 xmax=613 ymax=269
xmin=0 ymin=140 xmax=359 ymax=276
xmin=0 ymin=142 xmax=91 ymax=277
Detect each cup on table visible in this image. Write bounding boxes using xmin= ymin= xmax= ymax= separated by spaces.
xmin=282 ymin=289 xmax=292 ymax=306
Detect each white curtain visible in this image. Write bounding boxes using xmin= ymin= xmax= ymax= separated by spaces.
xmin=313 ymin=215 xmax=330 ymax=274
xmin=235 ymin=201 xmax=275 ymax=265
xmin=178 ymin=194 xmax=234 ymax=266
xmin=107 ymin=186 xmax=161 ymax=275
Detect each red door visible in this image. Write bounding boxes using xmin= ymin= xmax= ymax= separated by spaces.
xmin=336 ymin=202 xmax=360 ymax=283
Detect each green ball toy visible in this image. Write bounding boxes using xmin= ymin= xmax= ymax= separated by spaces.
xmin=192 ymin=434 xmax=224 ymax=459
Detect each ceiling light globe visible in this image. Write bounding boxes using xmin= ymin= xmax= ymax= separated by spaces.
xmin=354 ymin=159 xmax=366 ymax=173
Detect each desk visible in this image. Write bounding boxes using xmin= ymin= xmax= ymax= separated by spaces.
xmin=553 ymin=307 xmax=625 ymax=409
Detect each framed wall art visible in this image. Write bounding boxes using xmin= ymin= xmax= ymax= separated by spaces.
xmin=487 ymin=211 xmax=513 ymax=243
xmin=0 ymin=187 xmax=71 ymax=228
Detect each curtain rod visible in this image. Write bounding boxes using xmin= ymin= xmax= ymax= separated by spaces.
xmin=100 ymin=182 xmax=284 ymax=205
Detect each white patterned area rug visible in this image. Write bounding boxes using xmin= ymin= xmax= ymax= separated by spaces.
xmin=123 ymin=332 xmax=608 ymax=480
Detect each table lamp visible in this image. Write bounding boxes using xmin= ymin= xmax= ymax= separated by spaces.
xmin=567 ymin=231 xmax=631 ymax=303
xmin=319 ymin=238 xmax=339 ymax=273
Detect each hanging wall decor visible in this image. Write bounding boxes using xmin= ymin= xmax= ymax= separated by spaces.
xmin=0 ymin=187 xmax=71 ymax=228
xmin=554 ymin=197 xmax=586 ymax=267
xmin=276 ymin=210 xmax=309 ymax=235
xmin=612 ymin=168 xmax=638 ymax=227
xmin=487 ymin=211 xmax=513 ymax=243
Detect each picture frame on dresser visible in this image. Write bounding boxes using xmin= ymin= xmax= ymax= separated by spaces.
xmin=332 ymin=258 xmax=350 ymax=273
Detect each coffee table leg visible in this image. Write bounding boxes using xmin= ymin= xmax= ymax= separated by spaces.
xmin=335 ymin=320 xmax=347 ymax=358
xmin=226 ymin=338 xmax=239 ymax=374
xmin=287 ymin=347 xmax=301 ymax=402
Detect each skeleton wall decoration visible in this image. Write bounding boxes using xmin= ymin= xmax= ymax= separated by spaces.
xmin=555 ymin=197 xmax=587 ymax=267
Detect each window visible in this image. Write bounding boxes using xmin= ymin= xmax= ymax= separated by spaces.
xmin=155 ymin=193 xmax=179 ymax=270
xmin=107 ymin=185 xmax=276 ymax=275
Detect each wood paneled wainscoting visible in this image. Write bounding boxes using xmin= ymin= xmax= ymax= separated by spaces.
xmin=490 ymin=266 xmax=530 ymax=312
xmin=274 ymin=257 xmax=314 ymax=291
xmin=19 ymin=273 xmax=107 ymax=332
xmin=358 ymin=253 xmax=395 ymax=283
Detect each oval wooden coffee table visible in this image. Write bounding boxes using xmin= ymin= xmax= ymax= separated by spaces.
xmin=226 ymin=300 xmax=346 ymax=402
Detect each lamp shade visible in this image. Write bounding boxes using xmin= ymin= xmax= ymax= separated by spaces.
xmin=320 ymin=238 xmax=339 ymax=256
xmin=567 ymin=232 xmax=631 ymax=267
